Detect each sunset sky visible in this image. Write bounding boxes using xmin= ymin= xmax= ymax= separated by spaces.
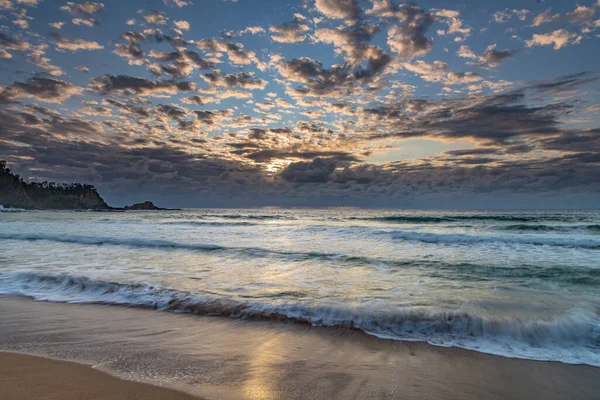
xmin=1 ymin=0 xmax=599 ymax=207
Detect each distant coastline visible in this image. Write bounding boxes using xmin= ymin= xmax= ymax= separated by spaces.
xmin=0 ymin=161 xmax=170 ymax=211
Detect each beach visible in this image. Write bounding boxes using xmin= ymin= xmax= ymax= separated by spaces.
xmin=0 ymin=352 xmax=199 ymax=400
xmin=1 ymin=295 xmax=599 ymax=400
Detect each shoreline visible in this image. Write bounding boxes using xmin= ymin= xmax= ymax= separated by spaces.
xmin=1 ymin=295 xmax=599 ymax=399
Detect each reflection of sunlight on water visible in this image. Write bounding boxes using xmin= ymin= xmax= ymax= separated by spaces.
xmin=242 ymin=335 xmax=288 ymax=400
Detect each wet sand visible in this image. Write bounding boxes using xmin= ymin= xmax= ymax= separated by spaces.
xmin=1 ymin=295 xmax=599 ymax=399
xmin=0 ymin=352 xmax=200 ymax=400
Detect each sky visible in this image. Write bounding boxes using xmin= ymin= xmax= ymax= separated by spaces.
xmin=0 ymin=0 xmax=599 ymax=208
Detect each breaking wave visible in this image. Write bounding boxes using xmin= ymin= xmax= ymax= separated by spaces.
xmin=0 ymin=272 xmax=598 ymax=366
xmin=0 ymin=205 xmax=25 ymax=212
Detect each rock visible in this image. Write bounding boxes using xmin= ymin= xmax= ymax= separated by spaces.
xmin=123 ymin=201 xmax=162 ymax=210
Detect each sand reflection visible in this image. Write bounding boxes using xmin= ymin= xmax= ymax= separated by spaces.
xmin=242 ymin=333 xmax=289 ymax=399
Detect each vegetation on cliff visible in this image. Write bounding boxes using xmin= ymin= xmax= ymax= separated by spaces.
xmin=0 ymin=161 xmax=110 ymax=210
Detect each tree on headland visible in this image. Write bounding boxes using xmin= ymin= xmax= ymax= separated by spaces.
xmin=0 ymin=160 xmax=109 ymax=209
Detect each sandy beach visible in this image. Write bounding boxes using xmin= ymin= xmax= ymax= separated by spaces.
xmin=0 ymin=352 xmax=200 ymax=400
xmin=1 ymin=295 xmax=599 ymax=400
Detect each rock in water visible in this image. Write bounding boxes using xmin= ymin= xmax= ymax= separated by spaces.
xmin=123 ymin=201 xmax=162 ymax=210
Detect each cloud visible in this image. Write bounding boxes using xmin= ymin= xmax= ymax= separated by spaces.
xmin=80 ymin=106 xmax=112 ymax=116
xmin=0 ymin=77 xmax=82 ymax=103
xmin=148 ymin=49 xmax=214 ymax=77
xmin=1 ymin=0 xmax=39 ymax=8
xmin=525 ymin=29 xmax=582 ymax=50
xmin=524 ymin=71 xmax=599 ymax=94
xmin=280 ymin=157 xmax=337 ymax=182
xmin=28 ymin=44 xmax=65 ymax=76
xmin=531 ymin=8 xmax=561 ymax=27
xmin=269 ymin=13 xmax=310 ymax=43
xmin=197 ymin=38 xmax=265 ymax=70
xmin=531 ymin=4 xmax=598 ymax=27
xmin=144 ymin=11 xmax=168 ymax=25
xmin=89 ymin=74 xmax=196 ymax=96
xmin=173 ymin=20 xmax=190 ymax=31
xmin=457 ymin=44 xmax=516 ymax=68
xmin=433 ymin=8 xmax=471 ymax=41
xmin=49 ymin=21 xmax=65 ymax=29
xmin=456 ymin=44 xmax=476 ymax=59
xmin=164 ymin=0 xmax=191 ymax=7
xmin=201 ymin=70 xmax=266 ymax=89
xmin=193 ymin=109 xmax=233 ymax=125
xmin=361 ymin=82 xmax=591 ymax=144
xmin=403 ymin=60 xmax=481 ymax=86
xmin=60 ymin=2 xmax=104 ymax=15
xmin=315 ymin=0 xmax=361 ymax=21
xmin=51 ymin=33 xmax=104 ymax=52
xmin=313 ymin=23 xmax=383 ymax=65
xmin=567 ymin=5 xmax=597 ymax=24
xmin=381 ymin=4 xmax=434 ymax=60
xmin=0 ymin=33 xmax=30 ymax=59
xmin=72 ymin=17 xmax=100 ymax=27
xmin=222 ymin=26 xmax=265 ymax=38
xmin=492 ymin=9 xmax=529 ymax=23
xmin=182 ymin=95 xmax=217 ymax=105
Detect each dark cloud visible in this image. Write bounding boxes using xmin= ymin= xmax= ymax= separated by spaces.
xmin=445 ymin=148 xmax=502 ymax=156
xmin=537 ymin=129 xmax=600 ymax=152
xmin=526 ymin=72 xmax=600 ymax=94
xmin=148 ymin=49 xmax=215 ymax=77
xmin=479 ymin=46 xmax=516 ymax=68
xmin=201 ymin=70 xmax=266 ymax=89
xmin=0 ymin=32 xmax=30 ymax=53
xmin=280 ymin=157 xmax=338 ymax=182
xmin=0 ymin=77 xmax=83 ymax=103
xmin=368 ymin=2 xmax=434 ymax=60
xmin=193 ymin=109 xmax=233 ymax=125
xmin=363 ymin=90 xmax=576 ymax=143
xmin=89 ymin=74 xmax=196 ymax=96
xmin=245 ymin=150 xmax=360 ymax=163
xmin=278 ymin=54 xmax=389 ymax=99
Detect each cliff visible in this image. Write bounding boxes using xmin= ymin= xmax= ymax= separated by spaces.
xmin=0 ymin=161 xmax=110 ymax=210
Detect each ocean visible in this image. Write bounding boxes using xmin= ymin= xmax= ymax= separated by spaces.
xmin=1 ymin=208 xmax=599 ymax=366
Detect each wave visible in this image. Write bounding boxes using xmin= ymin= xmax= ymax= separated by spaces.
xmin=199 ymin=214 xmax=291 ymax=221
xmin=389 ymin=230 xmax=600 ymax=249
xmin=351 ymin=215 xmax=592 ymax=224
xmin=0 ymin=205 xmax=25 ymax=212
xmin=161 ymin=221 xmax=258 ymax=227
xmin=0 ymin=232 xmax=357 ymax=261
xmin=1 ymin=232 xmax=599 ymax=285
xmin=0 ymin=272 xmax=598 ymax=366
xmin=498 ymin=224 xmax=600 ymax=233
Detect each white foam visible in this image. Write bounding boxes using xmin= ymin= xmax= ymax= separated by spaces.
xmin=0 ymin=205 xmax=25 ymax=212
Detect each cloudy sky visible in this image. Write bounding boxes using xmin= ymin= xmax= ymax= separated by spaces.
xmin=1 ymin=0 xmax=599 ymax=208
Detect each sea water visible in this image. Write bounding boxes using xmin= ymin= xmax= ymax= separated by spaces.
xmin=1 ymin=208 xmax=599 ymax=366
